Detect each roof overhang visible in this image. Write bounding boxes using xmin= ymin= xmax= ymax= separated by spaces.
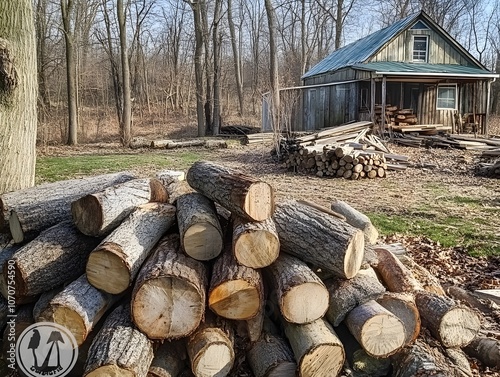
xmin=373 ymin=71 xmax=499 ymax=79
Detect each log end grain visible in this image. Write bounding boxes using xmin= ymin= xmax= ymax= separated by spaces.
xmin=149 ymin=178 xmax=169 ymax=203
xmin=358 ymin=313 xmax=405 ymax=358
xmin=71 ymin=195 xmax=103 ymax=236
xmin=233 ymin=229 xmax=280 ymax=269
xmin=377 ymin=293 xmax=420 ymax=346
xmin=282 ymin=283 xmax=329 ymax=324
xmin=244 ymin=182 xmax=274 ymax=221
xmin=189 ymin=329 xmax=235 ymax=377
xmin=86 ymin=244 xmax=130 ymax=295
xmin=183 ymin=222 xmax=223 ymax=261
xmin=344 ymin=230 xmax=365 ymax=279
xmin=300 ymin=344 xmax=344 ymax=377
xmin=439 ymin=307 xmax=481 ymax=348
xmin=8 ymin=211 xmax=24 ymax=243
xmin=132 ymin=277 xmax=205 ymax=340
xmin=50 ymin=305 xmax=87 ymax=346
xmin=209 ymin=279 xmax=261 ymax=320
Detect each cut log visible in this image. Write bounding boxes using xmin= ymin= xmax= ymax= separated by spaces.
xmin=247 ymin=333 xmax=297 ymax=377
xmin=373 ymin=247 xmax=422 ymax=292
xmin=446 ymin=286 xmax=493 ymax=315
xmin=6 ymin=221 xmax=100 ymax=302
xmin=398 ymin=255 xmax=445 ymax=295
xmin=72 ymin=178 xmax=168 ymax=237
xmin=284 ymin=318 xmax=345 ymax=377
xmin=345 ymin=300 xmax=406 ymax=358
xmin=187 ymin=313 xmax=235 ymax=377
xmin=177 ymin=193 xmax=224 ymax=261
xmin=273 ymin=200 xmax=365 ymax=279
xmin=148 ymin=341 xmax=186 ymax=377
xmin=444 ymin=348 xmax=473 ymax=377
xmin=331 ymin=200 xmax=378 ymax=244
xmin=296 ymin=199 xmax=346 ymax=220
xmin=131 ymin=234 xmax=207 ymax=340
xmin=2 ymin=171 xmax=136 ymax=242
xmin=415 ymin=291 xmax=481 ymax=348
xmin=158 ymin=176 xmax=193 ymax=205
xmin=86 ymin=203 xmax=176 ymax=294
xmin=267 ymin=253 xmax=328 ymax=324
xmin=84 ymin=305 xmax=154 ymax=377
xmin=130 ymin=137 xmax=152 ymax=149
xmin=209 ymin=245 xmax=263 ymax=320
xmin=150 ymin=139 xmax=174 ymax=149
xmin=186 ymin=161 xmax=274 ymax=221
xmin=376 ymin=292 xmax=420 ymax=345
xmin=166 ymin=139 xmax=206 ymax=149
xmin=464 ymin=337 xmax=500 ymax=368
xmin=325 ymin=273 xmax=386 ymax=326
xmin=245 ymin=300 xmax=265 ymax=343
xmin=39 ymin=274 xmax=120 ymax=346
xmin=32 ymin=287 xmax=62 ymax=321
xmin=204 ymin=140 xmax=227 ymax=149
xmin=232 ymin=216 xmax=280 ymax=269
xmin=0 ymin=242 xmax=20 ymax=299
xmin=473 ymin=289 xmax=500 ymax=305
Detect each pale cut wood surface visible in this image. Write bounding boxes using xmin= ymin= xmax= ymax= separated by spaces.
xmin=177 ymin=193 xmax=224 ymax=261
xmin=72 ymin=178 xmax=168 ymax=236
xmin=84 ymin=305 xmax=154 ymax=377
xmin=1 ymin=171 xmax=136 ymax=242
xmin=247 ymin=333 xmax=297 ymax=377
xmin=186 ymin=161 xmax=275 ymax=221
xmin=273 ymin=200 xmax=364 ymax=279
xmin=232 ymin=216 xmax=280 ymax=268
xmin=345 ymin=300 xmax=406 ymax=358
xmin=131 ymin=234 xmax=207 ymax=340
xmin=267 ymin=253 xmax=328 ymax=324
xmin=86 ymin=203 xmax=176 ymax=294
xmin=284 ymin=318 xmax=345 ymax=377
xmin=373 ymin=247 xmax=423 ymax=293
xmin=331 ymin=200 xmax=379 ymax=244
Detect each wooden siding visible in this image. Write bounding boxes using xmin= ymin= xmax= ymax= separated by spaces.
xmin=303 ymin=68 xmax=364 ymax=86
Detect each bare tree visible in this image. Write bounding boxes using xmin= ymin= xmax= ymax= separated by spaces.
xmin=0 ymin=0 xmax=38 ymax=193
xmin=227 ymin=0 xmax=244 ymax=116
xmin=264 ymin=0 xmax=280 ymax=133
xmin=117 ymin=0 xmax=132 ymax=146
xmin=212 ymin=0 xmax=223 ymax=135
xmin=315 ymin=0 xmax=358 ymax=49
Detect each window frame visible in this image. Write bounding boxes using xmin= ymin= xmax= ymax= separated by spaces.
xmin=436 ymin=84 xmax=458 ymax=110
xmin=412 ymin=35 xmax=429 ymax=63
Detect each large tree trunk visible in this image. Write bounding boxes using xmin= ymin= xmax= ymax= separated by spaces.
xmin=273 ymin=200 xmax=365 ymax=279
xmin=209 ymin=245 xmax=263 ymax=320
xmin=86 ymin=203 xmax=176 ymax=294
xmin=284 ymin=318 xmax=345 ymax=377
xmin=187 ymin=313 xmax=235 ymax=377
xmin=1 ymin=171 xmax=136 ymax=241
xmin=415 ymin=291 xmax=481 ymax=348
xmin=0 ymin=0 xmax=37 ymax=194
xmin=331 ymin=200 xmax=379 ymax=244
xmin=177 ymin=193 xmax=224 ymax=261
xmin=117 ymin=0 xmax=131 ymax=146
xmin=39 ymin=274 xmax=120 ymax=346
xmin=325 ymin=273 xmax=386 ymax=327
xmin=148 ymin=341 xmax=186 ymax=377
xmin=267 ymin=253 xmax=329 ymax=324
xmin=84 ymin=305 xmax=154 ymax=377
xmin=247 ymin=333 xmax=297 ymax=377
xmin=345 ymin=300 xmax=406 ymax=358
xmin=72 ymin=178 xmax=168 ymax=237
xmin=232 ymin=216 xmax=280 ymax=269
xmin=131 ymin=234 xmax=207 ymax=340
xmin=186 ymin=161 xmax=275 ymax=221
xmin=6 ymin=221 xmax=100 ymax=302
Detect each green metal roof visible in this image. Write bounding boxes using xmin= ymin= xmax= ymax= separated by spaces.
xmin=353 ymin=62 xmax=498 ymax=78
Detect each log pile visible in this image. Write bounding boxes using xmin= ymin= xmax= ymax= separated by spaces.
xmin=0 ymin=163 xmax=498 ymax=377
xmin=130 ymin=137 xmax=228 ymax=150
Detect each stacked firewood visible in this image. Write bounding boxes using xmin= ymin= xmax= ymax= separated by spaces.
xmin=0 ymin=163 xmax=498 ymax=377
xmin=391 ymin=108 xmax=418 ymax=127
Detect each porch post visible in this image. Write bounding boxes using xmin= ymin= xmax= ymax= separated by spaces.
xmin=370 ymin=77 xmax=376 ymax=124
xmin=381 ymin=76 xmax=387 ymax=135
xmin=486 ymin=79 xmax=492 ymax=135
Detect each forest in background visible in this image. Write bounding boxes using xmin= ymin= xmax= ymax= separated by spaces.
xmin=36 ymin=0 xmax=500 ymax=145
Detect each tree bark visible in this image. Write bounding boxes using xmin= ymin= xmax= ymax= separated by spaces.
xmin=187 ymin=312 xmax=235 ymax=377
xmin=325 ymin=273 xmax=386 ymax=327
xmin=39 ymin=274 xmax=120 ymax=346
xmin=72 ymin=178 xmax=168 ymax=237
xmin=245 ymin=301 xmax=265 ymax=343
xmin=399 ymin=254 xmax=445 ymax=295
xmin=209 ymin=244 xmax=263 ymax=320
xmin=331 ymin=200 xmax=379 ymax=244
xmin=131 ymin=234 xmax=207 ymax=340
xmin=264 ymin=0 xmax=280 ymax=137
xmin=415 ymin=291 xmax=481 ymax=348
xmin=1 ymin=171 xmax=136 ymax=241
xmin=227 ymin=0 xmax=244 ymax=116
xmin=247 ymin=334 xmax=297 ymax=377
xmin=267 ymin=253 xmax=329 ymax=324
xmin=186 ymin=161 xmax=275 ymax=221
xmin=148 ymin=341 xmax=186 ymax=377
xmin=377 ymin=292 xmax=421 ymax=345
xmin=0 ymin=0 xmax=37 ymax=194
xmin=284 ymin=318 xmax=345 ymax=377
xmin=84 ymin=305 xmax=154 ymax=377
xmin=86 ymin=203 xmax=176 ymax=294
xmin=117 ymin=0 xmax=131 ymax=146
xmin=464 ymin=337 xmax=500 ymax=368
xmin=177 ymin=193 xmax=224 ymax=261
xmin=273 ymin=200 xmax=365 ymax=279
xmin=6 ymin=221 xmax=100 ymax=302
xmin=373 ymin=247 xmax=423 ymax=293
xmin=345 ymin=300 xmax=406 ymax=358
xmin=232 ymin=216 xmax=280 ymax=269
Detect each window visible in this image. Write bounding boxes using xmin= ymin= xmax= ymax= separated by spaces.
xmin=436 ymin=84 xmax=457 ymax=110
xmin=413 ymin=36 xmax=428 ymax=62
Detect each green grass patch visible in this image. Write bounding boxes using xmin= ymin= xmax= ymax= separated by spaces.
xmin=445 ymin=196 xmax=483 ymax=206
xmin=36 ymin=152 xmax=202 ymax=183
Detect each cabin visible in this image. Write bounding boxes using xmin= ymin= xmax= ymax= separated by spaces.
xmin=296 ymin=11 xmax=499 ymax=134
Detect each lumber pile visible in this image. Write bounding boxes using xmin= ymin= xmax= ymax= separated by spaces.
xmin=393 ymin=133 xmax=500 ymax=153
xmin=0 ymin=164 xmax=496 ymax=377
